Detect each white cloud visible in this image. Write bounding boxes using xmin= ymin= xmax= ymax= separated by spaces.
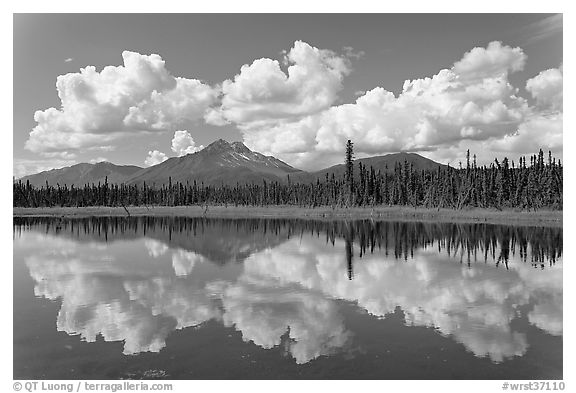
xmin=13 ymin=158 xmax=76 ymax=179
xmin=64 ymin=58 xmax=74 ymax=63
xmin=490 ymin=112 xmax=562 ymax=155
xmin=420 ymin=64 xmax=563 ymax=166
xmin=89 ymin=157 xmax=108 ymax=164
xmin=144 ymin=150 xmax=168 ymax=167
xmin=218 ymin=40 xmax=351 ymax=128
xmin=171 ymin=130 xmax=204 ymax=156
xmin=142 ymin=131 xmax=204 ymax=166
xmin=22 ymin=40 xmax=563 ymax=172
xmin=242 ymin=41 xmax=532 ymax=169
xmin=124 ymin=78 xmax=218 ymax=130
xmin=415 ymin=111 xmax=563 ymax=167
xmin=203 ymin=107 xmax=230 ymax=126
xmin=526 ymin=65 xmax=563 ymax=111
xmin=25 ymin=51 xmax=218 ymax=156
xmin=452 ymin=41 xmax=526 ymax=82
xmin=521 ymin=14 xmax=563 ymax=45
xmin=342 ymin=46 xmax=365 ymax=60
xmin=42 ymin=151 xmax=78 ymax=160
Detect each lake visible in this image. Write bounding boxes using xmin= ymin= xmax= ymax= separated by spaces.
xmin=13 ymin=216 xmax=562 ymax=380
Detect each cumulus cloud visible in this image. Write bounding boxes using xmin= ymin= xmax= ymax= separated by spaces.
xmin=428 ymin=64 xmax=564 ymax=165
xmin=20 ymin=40 xmax=564 ymax=173
xmin=25 ymin=51 xmax=218 ymax=156
xmin=231 ymin=42 xmax=560 ymax=169
xmin=203 ymin=108 xmax=230 ymax=126
xmin=144 ymin=150 xmax=168 ymax=167
xmin=240 ymin=41 xmax=534 ymax=169
xmin=452 ymin=41 xmax=526 ymax=82
xmin=526 ymin=65 xmax=563 ymax=111
xmin=217 ymin=40 xmax=351 ymax=128
xmin=141 ymin=131 xmax=204 ymax=167
xmin=124 ymin=78 xmax=217 ymax=130
xmin=171 ymin=130 xmax=204 ymax=156
xmin=490 ymin=112 xmax=562 ymax=155
xmin=417 ymin=110 xmax=562 ymax=166
xmin=64 ymin=58 xmax=74 ymax=63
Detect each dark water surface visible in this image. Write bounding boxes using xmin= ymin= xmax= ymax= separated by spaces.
xmin=13 ymin=217 xmax=562 ymax=380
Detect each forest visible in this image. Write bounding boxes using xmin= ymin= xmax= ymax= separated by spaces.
xmin=13 ymin=142 xmax=562 ymax=211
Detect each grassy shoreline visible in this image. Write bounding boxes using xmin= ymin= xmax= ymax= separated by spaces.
xmin=13 ymin=205 xmax=562 ymax=227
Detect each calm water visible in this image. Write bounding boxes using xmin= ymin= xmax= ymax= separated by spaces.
xmin=13 ymin=217 xmax=562 ymax=380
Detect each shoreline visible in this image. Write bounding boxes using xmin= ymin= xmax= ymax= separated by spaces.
xmin=13 ymin=206 xmax=563 ymax=227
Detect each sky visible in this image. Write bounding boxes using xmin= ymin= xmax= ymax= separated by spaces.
xmin=13 ymin=13 xmax=563 ymax=177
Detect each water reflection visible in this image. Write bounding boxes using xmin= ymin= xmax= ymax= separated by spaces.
xmin=14 ymin=217 xmax=562 ymax=365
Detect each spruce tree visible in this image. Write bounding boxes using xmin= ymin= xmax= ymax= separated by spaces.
xmin=345 ymin=140 xmax=355 ymax=206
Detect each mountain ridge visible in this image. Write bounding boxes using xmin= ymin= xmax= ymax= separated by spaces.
xmin=17 ymin=140 xmax=446 ymax=187
xmin=125 ymin=139 xmax=302 ymax=186
xmin=289 ymin=152 xmax=447 ymax=183
xmin=18 ymin=161 xmax=143 ymax=187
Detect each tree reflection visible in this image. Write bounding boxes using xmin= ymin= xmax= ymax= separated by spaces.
xmin=14 ymin=217 xmax=562 ymax=268
xmin=14 ymin=217 xmax=562 ymax=365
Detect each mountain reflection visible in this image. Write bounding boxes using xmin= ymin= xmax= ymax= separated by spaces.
xmin=14 ymin=217 xmax=562 ymax=364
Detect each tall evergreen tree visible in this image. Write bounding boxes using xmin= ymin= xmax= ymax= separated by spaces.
xmin=345 ymin=139 xmax=354 ymax=207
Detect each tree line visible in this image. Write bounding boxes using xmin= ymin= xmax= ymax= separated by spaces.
xmin=13 ymin=142 xmax=562 ymax=210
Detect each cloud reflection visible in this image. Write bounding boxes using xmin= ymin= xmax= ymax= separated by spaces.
xmin=212 ymin=276 xmax=352 ymax=364
xmin=24 ymin=234 xmax=220 ymax=355
xmin=18 ymin=225 xmax=562 ymax=363
xmin=240 ymin=238 xmax=561 ymax=362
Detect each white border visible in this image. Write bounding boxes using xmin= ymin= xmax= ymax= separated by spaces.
xmin=2 ymin=2 xmax=572 ymax=392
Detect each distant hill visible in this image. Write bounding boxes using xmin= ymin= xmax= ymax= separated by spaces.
xmin=17 ymin=144 xmax=447 ymax=187
xmin=289 ymin=152 xmax=447 ymax=183
xmin=125 ymin=139 xmax=303 ymax=186
xmin=18 ymin=161 xmax=143 ymax=187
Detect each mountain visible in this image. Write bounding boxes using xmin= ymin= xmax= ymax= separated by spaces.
xmin=18 ymin=161 xmax=143 ymax=187
xmin=126 ymin=139 xmax=303 ymax=186
xmin=17 ymin=143 xmax=447 ymax=187
xmin=289 ymin=152 xmax=447 ymax=183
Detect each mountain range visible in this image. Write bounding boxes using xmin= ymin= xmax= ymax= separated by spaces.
xmin=18 ymin=161 xmax=143 ymax=187
xmin=18 ymin=139 xmax=445 ymax=187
